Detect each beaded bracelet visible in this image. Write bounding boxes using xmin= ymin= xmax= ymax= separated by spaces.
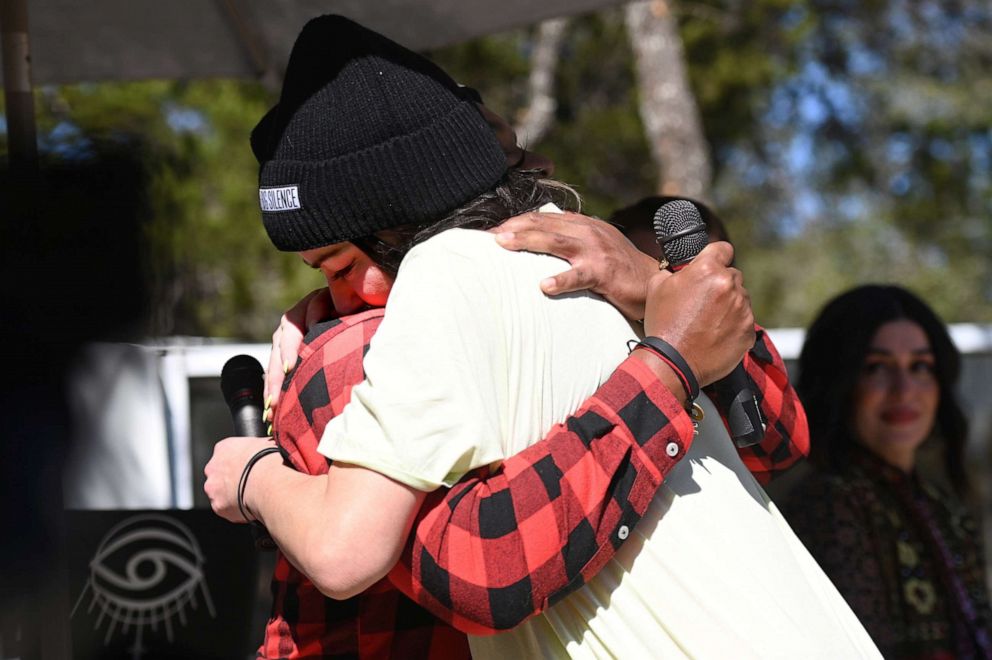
xmin=237 ymin=446 xmax=282 ymax=524
xmin=627 ymin=336 xmax=700 ymax=404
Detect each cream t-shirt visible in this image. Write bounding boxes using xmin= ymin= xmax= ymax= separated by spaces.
xmin=319 ymin=228 xmax=880 ymax=659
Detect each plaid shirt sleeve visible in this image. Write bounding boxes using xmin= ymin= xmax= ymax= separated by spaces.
xmin=388 ymin=356 xmax=696 ymax=634
xmin=268 ymin=309 xmax=472 ymax=660
xmin=703 ymin=325 xmax=810 ymax=485
xmin=389 ymin=326 xmax=809 ymax=635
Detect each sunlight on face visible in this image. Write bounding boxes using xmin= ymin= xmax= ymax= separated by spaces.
xmin=851 ymin=319 xmax=939 ymax=472
xmin=299 ymin=243 xmax=394 ymax=315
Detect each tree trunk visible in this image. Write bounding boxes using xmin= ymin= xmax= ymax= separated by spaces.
xmin=625 ymin=0 xmax=712 ymax=198
xmin=514 ymin=17 xmax=568 ymax=147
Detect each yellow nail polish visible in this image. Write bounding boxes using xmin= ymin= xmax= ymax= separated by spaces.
xmin=283 ymin=360 xmax=291 ymax=374
xmin=265 ymin=394 xmax=272 ymax=409
xmin=267 ymin=424 xmax=273 ymax=436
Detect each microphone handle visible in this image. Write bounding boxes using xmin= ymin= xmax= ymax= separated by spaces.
xmin=232 ymin=404 xmax=267 ymax=438
xmin=709 ymin=363 xmax=765 ymax=448
xmin=229 ymin=402 xmax=278 ymax=551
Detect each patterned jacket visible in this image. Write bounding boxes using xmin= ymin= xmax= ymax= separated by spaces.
xmin=783 ymin=446 xmax=992 ymax=659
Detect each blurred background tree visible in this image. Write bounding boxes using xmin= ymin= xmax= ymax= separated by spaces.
xmin=9 ymin=80 xmax=327 ymax=339
xmin=2 ymin=0 xmax=989 ymax=339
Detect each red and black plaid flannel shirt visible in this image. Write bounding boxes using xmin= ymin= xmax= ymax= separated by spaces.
xmin=389 ymin=326 xmax=809 ymax=634
xmin=263 ymin=310 xmax=468 ymax=659
xmin=265 ymin=310 xmax=807 ymax=656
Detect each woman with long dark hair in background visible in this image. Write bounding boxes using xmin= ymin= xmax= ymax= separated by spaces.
xmin=784 ymin=284 xmax=992 ymax=658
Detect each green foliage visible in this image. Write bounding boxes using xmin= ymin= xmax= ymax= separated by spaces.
xmin=543 ymin=11 xmax=655 ymax=217
xmin=728 ymin=0 xmax=992 ymax=324
xmin=428 ymin=32 xmax=531 ymax=112
xmin=4 ymin=0 xmax=989 ymax=336
xmin=6 ymin=80 xmax=325 ymax=340
xmin=429 ymin=11 xmax=654 ymax=217
xmin=745 ymin=215 xmax=992 ymax=327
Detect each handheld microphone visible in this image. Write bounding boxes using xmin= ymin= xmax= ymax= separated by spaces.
xmin=653 ymin=200 xmax=766 ymax=448
xmin=220 ymin=354 xmax=277 ymax=550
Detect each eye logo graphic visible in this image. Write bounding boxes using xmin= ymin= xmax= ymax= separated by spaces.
xmin=71 ymin=513 xmax=216 ymax=657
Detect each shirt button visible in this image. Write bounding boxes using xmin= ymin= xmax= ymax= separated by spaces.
xmin=666 ymin=442 xmax=680 ymax=457
xmin=618 ymin=525 xmax=630 ymax=540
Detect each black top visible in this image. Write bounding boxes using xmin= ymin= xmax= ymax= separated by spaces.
xmin=783 ymin=445 xmax=992 ymax=659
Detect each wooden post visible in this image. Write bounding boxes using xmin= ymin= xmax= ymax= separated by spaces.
xmin=1 ymin=0 xmax=38 ymax=173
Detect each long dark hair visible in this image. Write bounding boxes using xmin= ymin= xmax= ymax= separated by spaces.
xmin=797 ymin=285 xmax=969 ymax=495
xmin=351 ymin=169 xmax=580 ymax=276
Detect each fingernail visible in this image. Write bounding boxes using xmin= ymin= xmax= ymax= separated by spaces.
xmin=263 ymin=407 xmax=271 ymax=422
xmin=266 ymin=424 xmax=273 ymax=436
xmin=540 ymin=277 xmax=557 ymax=292
xmin=494 ymin=232 xmax=514 ymax=244
xmin=283 ymin=360 xmax=290 ymax=374
xmin=265 ymin=394 xmax=272 ymax=409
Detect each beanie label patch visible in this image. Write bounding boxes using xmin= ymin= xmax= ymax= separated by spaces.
xmin=259 ymin=185 xmax=301 ymax=212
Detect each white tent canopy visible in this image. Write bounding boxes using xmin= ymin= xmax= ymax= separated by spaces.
xmin=3 ymin=0 xmax=627 ymax=168
xmin=9 ymin=0 xmax=625 ymax=86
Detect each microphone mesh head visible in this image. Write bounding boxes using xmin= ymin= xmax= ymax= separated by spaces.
xmin=220 ymin=354 xmax=265 ymax=406
xmin=653 ymin=199 xmax=708 ymax=267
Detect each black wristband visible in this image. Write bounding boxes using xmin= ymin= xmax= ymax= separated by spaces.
xmin=237 ymin=446 xmax=282 ymax=523
xmin=630 ymin=336 xmax=700 ymax=403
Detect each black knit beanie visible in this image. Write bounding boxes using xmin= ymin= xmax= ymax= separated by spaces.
xmin=250 ymin=15 xmax=508 ymax=252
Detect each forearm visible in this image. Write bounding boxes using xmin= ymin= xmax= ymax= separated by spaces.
xmin=389 ymin=354 xmax=694 ymax=634
xmin=247 ymin=458 xmax=423 ymax=600
xmin=244 ymin=458 xmax=342 ymax=593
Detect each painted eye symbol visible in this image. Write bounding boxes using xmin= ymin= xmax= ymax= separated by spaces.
xmin=72 ymin=513 xmax=216 ymax=647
